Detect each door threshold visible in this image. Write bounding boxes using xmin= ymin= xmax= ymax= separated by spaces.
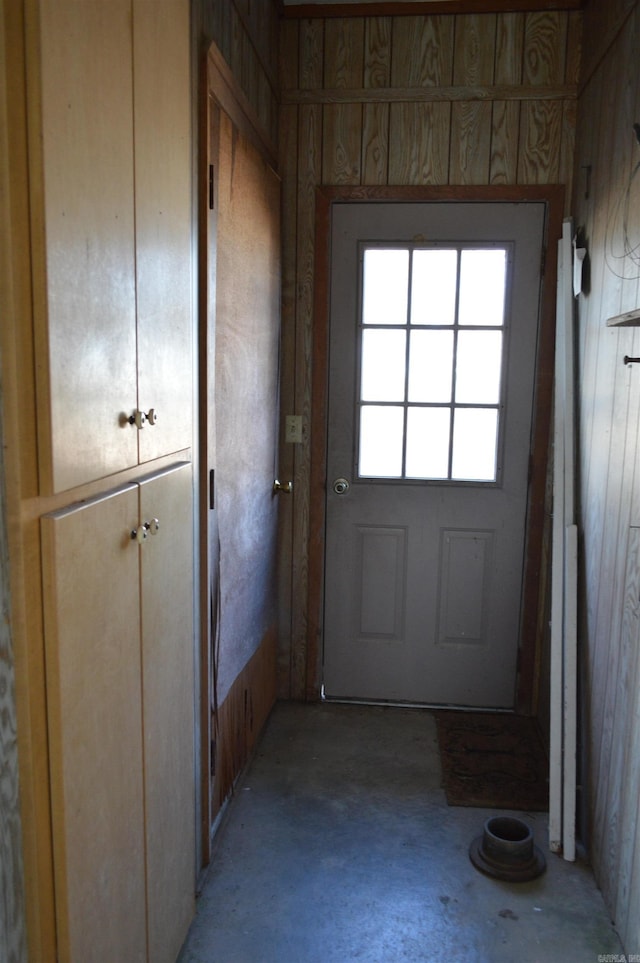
xmin=320 ymin=685 xmax=514 ymax=714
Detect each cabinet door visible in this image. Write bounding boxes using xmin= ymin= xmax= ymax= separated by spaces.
xmin=134 ymin=0 xmax=193 ymax=465
xmin=36 ymin=0 xmax=138 ymax=493
xmin=139 ymin=462 xmax=195 ymax=963
xmin=41 ymin=487 xmax=146 ymax=963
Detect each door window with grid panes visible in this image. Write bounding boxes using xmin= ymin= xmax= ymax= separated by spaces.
xmin=357 ymin=245 xmax=510 ymax=483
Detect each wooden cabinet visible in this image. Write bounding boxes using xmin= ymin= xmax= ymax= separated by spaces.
xmin=30 ymin=0 xmax=192 ymax=493
xmin=41 ymin=463 xmax=195 ymax=963
xmin=5 ymin=3 xmax=197 ymax=958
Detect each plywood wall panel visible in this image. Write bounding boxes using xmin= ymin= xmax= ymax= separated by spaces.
xmin=324 ymin=18 xmax=364 ymax=87
xmin=390 ymin=16 xmax=454 ymax=87
xmin=490 ymin=100 xmax=520 ymax=183
xmin=364 ymin=17 xmax=391 ymax=89
xmin=523 ymin=11 xmax=567 ymax=86
xmin=495 ymin=13 xmax=524 ymax=85
xmin=389 ymin=102 xmax=451 ymax=184
xmin=362 ymin=102 xmax=389 ymax=185
xmin=571 ymin=0 xmax=640 ymax=942
xmin=322 ymin=104 xmax=362 ymax=184
xmin=450 ymin=101 xmax=492 ymax=184
xmin=202 ymin=0 xmax=279 ymax=153
xmin=517 ymin=100 xmax=563 ymax=183
xmin=300 ymin=19 xmax=324 ymax=89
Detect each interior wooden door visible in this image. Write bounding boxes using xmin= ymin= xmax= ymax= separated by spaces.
xmin=139 ymin=463 xmax=195 ymax=963
xmin=41 ymin=486 xmax=146 ymax=963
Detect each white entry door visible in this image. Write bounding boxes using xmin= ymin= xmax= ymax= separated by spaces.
xmin=323 ymin=201 xmax=546 ymax=708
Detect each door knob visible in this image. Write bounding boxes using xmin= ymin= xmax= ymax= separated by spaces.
xmin=273 ymin=479 xmax=293 ymax=494
xmin=333 ymin=477 xmax=350 ymax=495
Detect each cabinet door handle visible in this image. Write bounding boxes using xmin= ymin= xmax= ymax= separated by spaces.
xmin=144 ymin=517 xmax=160 ymax=535
xmin=128 ymin=408 xmax=158 ymax=429
xmin=131 ymin=525 xmax=147 ymax=543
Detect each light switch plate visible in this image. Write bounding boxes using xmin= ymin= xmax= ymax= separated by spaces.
xmin=285 ymin=414 xmax=303 ymax=444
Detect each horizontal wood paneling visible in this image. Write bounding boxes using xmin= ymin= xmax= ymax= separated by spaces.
xmin=572 ymin=0 xmax=640 ymax=952
xmin=278 ymin=9 xmax=580 ymax=701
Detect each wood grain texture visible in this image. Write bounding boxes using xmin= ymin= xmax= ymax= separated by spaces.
xmin=494 ymin=12 xmax=524 ymax=85
xmin=0 ymin=7 xmax=27 ymax=958
xmin=0 ymin=412 xmax=26 ymax=963
xmin=517 ymin=99 xmax=563 ymax=183
xmin=389 ymin=102 xmax=451 ymax=183
xmin=490 ymin=100 xmax=521 ymax=183
xmin=390 ymin=15 xmax=454 ymax=87
xmin=571 ymin=0 xmax=640 ymax=941
xmin=324 ymin=17 xmax=364 ymax=87
xmin=139 ymin=464 xmax=195 ymax=963
xmin=212 ymin=626 xmax=276 ymax=816
xmin=364 ymin=16 xmax=391 ymax=89
xmin=322 ymin=103 xmax=362 ymax=183
xmin=41 ymin=487 xmax=147 ymax=963
xmin=362 ymin=102 xmax=389 ymax=184
xmin=134 ymin=0 xmax=193 ymax=466
xmin=202 ymin=0 xmax=279 ymax=146
xmin=34 ymin=0 xmax=138 ymax=494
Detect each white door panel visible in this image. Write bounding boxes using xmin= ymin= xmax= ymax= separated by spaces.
xmin=323 ymin=201 xmax=545 ymax=707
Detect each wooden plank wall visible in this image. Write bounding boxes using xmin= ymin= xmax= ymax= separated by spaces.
xmin=571 ymin=0 xmax=640 ymax=952
xmin=278 ymin=10 xmax=581 ymax=700
xmin=197 ymin=0 xmax=279 ymax=150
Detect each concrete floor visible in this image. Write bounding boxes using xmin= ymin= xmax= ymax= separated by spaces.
xmin=178 ymin=702 xmax=623 ymax=963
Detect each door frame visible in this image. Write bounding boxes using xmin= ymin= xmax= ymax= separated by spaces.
xmin=308 ymin=184 xmax=564 ymax=713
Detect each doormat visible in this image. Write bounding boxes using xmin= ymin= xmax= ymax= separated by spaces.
xmin=435 ymin=711 xmax=549 ymax=811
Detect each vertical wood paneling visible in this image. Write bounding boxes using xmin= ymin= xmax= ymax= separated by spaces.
xmin=388 ymin=102 xmax=451 ymax=184
xmin=323 ymin=19 xmax=363 ymax=185
xmin=202 ymin=0 xmax=279 ymax=149
xmin=450 ymin=15 xmax=495 ymax=183
xmin=523 ymin=11 xmax=567 ymax=85
xmin=491 ymin=13 xmax=523 ymax=184
xmin=517 ymin=100 xmax=563 ymax=183
xmin=0 ymin=446 xmax=26 ymax=963
xmin=299 ymin=19 xmax=324 ymax=89
xmin=362 ymin=18 xmax=390 ymax=184
xmin=490 ymin=101 xmax=520 ymax=184
xmin=390 ymin=16 xmax=454 ymax=87
xmin=571 ymin=0 xmax=640 ymax=947
xmin=322 ymin=104 xmax=362 ymax=184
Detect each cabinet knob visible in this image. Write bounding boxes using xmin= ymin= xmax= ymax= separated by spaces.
xmin=144 ymin=517 xmax=160 ymax=535
xmin=128 ymin=408 xmax=158 ymax=429
xmin=131 ymin=525 xmax=147 ymax=543
xmin=129 ymin=409 xmax=146 ymax=429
